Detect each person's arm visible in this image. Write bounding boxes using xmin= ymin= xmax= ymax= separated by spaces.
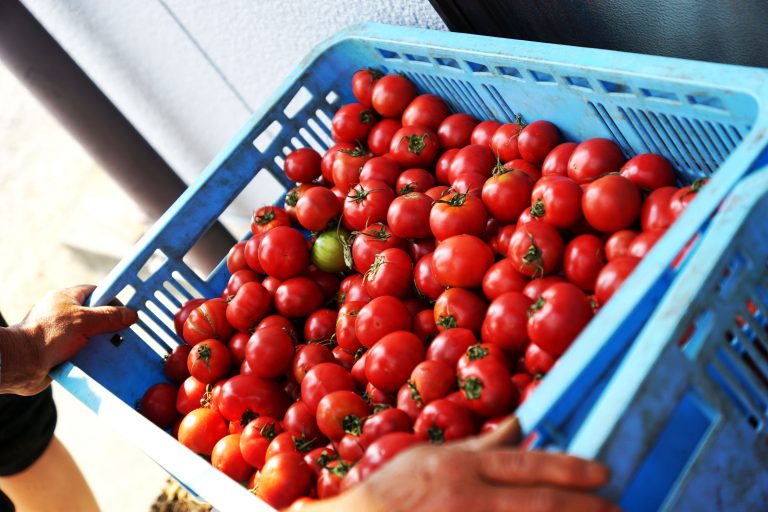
xmin=0 ymin=285 xmax=137 ymax=395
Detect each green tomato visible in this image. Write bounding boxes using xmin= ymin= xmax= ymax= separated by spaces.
xmin=311 ymin=229 xmax=350 ymax=273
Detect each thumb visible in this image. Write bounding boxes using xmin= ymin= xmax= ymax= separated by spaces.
xmin=76 ymin=306 xmax=138 ymax=336
xmin=465 ymin=415 xmax=522 ymax=450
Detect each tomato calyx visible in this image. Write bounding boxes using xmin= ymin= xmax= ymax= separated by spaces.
xmin=466 ymin=344 xmax=490 ymax=361
xmin=359 ymin=109 xmax=375 ymax=124
xmin=358 ymin=223 xmax=391 ymax=242
xmin=342 ymin=414 xmax=364 ymax=436
xmin=436 ymin=314 xmax=457 ymax=330
xmin=339 ymin=145 xmax=368 ymax=158
xmin=427 ymin=422 xmax=445 ymax=445
xmin=528 ymin=297 xmax=546 ymax=317
xmin=329 ymin=459 xmax=352 ymax=478
xmin=372 ymin=403 xmax=392 ymax=414
xmin=459 ymin=376 xmax=484 ymax=400
xmin=196 ymin=343 xmax=212 ymax=371
xmin=200 ymin=384 xmax=214 ymax=408
xmin=292 ymin=434 xmax=316 ymax=454
xmin=400 ymin=132 xmax=432 ymax=155
xmin=399 ymin=182 xmax=417 ymax=194
xmin=681 ymin=177 xmax=707 ymax=199
xmin=354 ymin=347 xmax=367 ymax=361
xmin=240 ymin=409 xmax=259 ymax=427
xmin=529 ymin=199 xmax=545 ymax=218
xmin=348 ymin=184 xmax=383 ymax=204
xmin=252 ymin=208 xmax=276 ymax=226
xmin=407 ymin=380 xmax=424 ymax=407
xmin=521 ymin=231 xmax=545 ymax=279
xmin=316 ymin=449 xmax=338 ymax=469
xmin=364 ymin=253 xmax=391 ymax=282
xmin=435 ymin=191 xmax=468 ymax=208
xmin=259 ymin=422 xmax=279 ymax=441
xmin=339 ymin=228 xmax=355 ymax=270
xmin=285 ymin=188 xmax=300 ymax=207
xmin=364 ymin=68 xmax=384 ymax=83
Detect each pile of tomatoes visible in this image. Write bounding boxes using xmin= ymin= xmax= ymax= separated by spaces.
xmin=138 ymin=69 xmax=704 ymax=509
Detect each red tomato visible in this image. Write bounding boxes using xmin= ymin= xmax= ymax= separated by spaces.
xmin=352 ymin=224 xmax=403 ymax=277
xmin=518 ymin=120 xmax=560 ymax=164
xmin=258 ymin=226 xmax=309 ymax=279
xmin=265 ymin=430 xmax=318 ymax=462
xmin=524 ymin=343 xmax=557 ymax=375
xmin=178 ymin=407 xmax=228 ymax=456
xmin=225 ymin=282 xmax=271 ymax=331
xmin=448 ymin=144 xmax=496 ymax=182
xmin=301 ymin=363 xmax=356 ymax=414
xmin=274 ymin=277 xmax=323 ymax=318
xmin=528 ymin=282 xmax=593 ymax=355
xmin=365 ymin=331 xmax=425 ymax=393
xmin=414 ymin=398 xmax=476 ymax=444
xmin=176 ymin=376 xmax=207 ymax=415
xmin=522 ymin=275 xmax=565 ymax=301
xmin=257 ymin=453 xmax=313 ymax=509
xmin=371 ymin=74 xmax=417 ymax=118
xmin=363 ymin=407 xmax=412 ymax=444
xmin=429 ymin=191 xmax=488 ymax=241
xmin=352 ymin=68 xmax=382 ymax=107
xmin=250 ymin=206 xmax=290 ymax=236
xmin=507 ymin=220 xmax=564 ymax=278
xmin=410 ymin=360 xmax=456 ymax=406
xmin=226 ymin=241 xmax=248 ymax=274
xmin=297 ymin=187 xmax=342 ymax=233
xmin=284 ymin=148 xmax=322 ymax=184
xmin=541 ymin=142 xmax=577 ymax=177
xmin=567 ymin=138 xmax=626 ymax=184
xmin=317 ymin=460 xmax=352 ymax=499
xmin=211 ymin=434 xmax=253 ymax=482
xmin=401 ymin=94 xmax=450 ymax=131
xmin=457 ymin=358 xmax=515 ymax=417
xmin=620 ymin=153 xmax=675 ymax=191
xmin=491 ymin=224 xmax=517 ymax=256
xmin=481 ymin=292 xmax=532 ymax=353
xmin=244 ymin=326 xmax=294 ymax=378
xmin=520 ymin=380 xmax=541 ymax=403
xmin=303 ymin=309 xmax=336 ymax=344
xmin=407 ymin=237 xmax=437 ymax=261
xmin=604 ymin=230 xmax=639 ymax=261
xmin=187 ymin=339 xmax=231 ymax=384
xmin=343 ymin=179 xmax=396 ymax=231
xmin=359 ymin=156 xmax=401 ymax=189
xmin=321 ymin=143 xmax=355 ymax=184
xmin=363 ymin=247 xmax=413 ymax=299
xmin=511 ymin=372 xmax=534 ymax=394
xmin=669 ymin=178 xmax=707 ymax=221
xmin=140 ymin=383 xmax=178 ymax=429
xmin=338 ymin=434 xmax=367 ymax=463
xmin=471 ymin=120 xmax=502 ymax=146
xmin=219 ymin=374 xmax=291 ymax=423
xmin=355 ymin=296 xmax=412 ymax=348
xmin=413 ymin=309 xmax=439 ymax=343
xmin=437 ymin=113 xmax=479 ymax=149
xmin=367 ymin=119 xmax=402 ymax=156
xmin=628 ymin=230 xmax=665 ymax=258
xmin=434 ymin=288 xmax=486 ymax=334
xmin=332 ymin=146 xmax=373 ymax=193
xmin=503 ymin=159 xmax=541 ymax=182
xmin=304 ymin=266 xmax=341 ymax=301
xmin=285 ymin=184 xmax=314 ymax=224
xmin=396 ymin=168 xmax=435 ymax=195
xmin=257 ymin=314 xmax=297 ymax=336
xmin=335 ymin=301 xmax=365 ymax=351
xmin=283 ymin=401 xmax=324 ymax=444
xmin=164 ymin=344 xmax=192 ymax=385
xmin=482 ymin=259 xmax=528 ymax=301
xmin=240 ymin=416 xmax=283 ymax=469
xmin=351 ymin=353 xmax=368 ymax=388
xmin=641 ymin=186 xmax=678 ymax=231
xmin=396 ymin=382 xmax=425 ymax=423
xmin=426 ymin=328 xmax=476 ymax=368
xmin=365 ymin=382 xmax=395 ymax=408
xmin=435 ymin=148 xmax=459 ymax=185
xmin=292 ymin=343 xmax=335 ymax=384
xmin=389 ymin=126 xmax=439 ymax=169
xmin=342 ymin=433 xmax=421 ymax=489
xmin=338 ymin=274 xmax=372 ymax=305
xmin=563 ymin=234 xmax=606 ymax=292
xmin=451 ymin=171 xmax=486 ymax=198
xmin=222 ymin=269 xmax=260 ymax=299
xmin=530 ymin=175 xmax=583 ymax=229
xmin=242 ymin=233 xmax=266 ymax=274
xmin=582 ymin=174 xmax=641 ymax=233
xmin=316 ymin=391 xmax=371 ymax=441
xmin=183 ymin=298 xmax=234 ymax=345
xmin=173 ymin=298 xmax=206 ymax=338
xmin=481 ymin=169 xmax=533 ymax=224
xmin=387 ymin=192 xmax=433 ymax=239
xmin=490 ymin=122 xmax=524 ymax=162
xmin=414 ymin=253 xmax=445 ymax=301
xmin=332 ymin=103 xmax=376 ymax=143
xmin=432 ymin=234 xmax=494 ymax=288
xmin=333 ymin=346 xmax=358 ymax=371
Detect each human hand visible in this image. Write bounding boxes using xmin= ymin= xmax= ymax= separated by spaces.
xmin=0 ymin=285 xmax=137 ymax=395
xmin=331 ymin=416 xmax=619 ymax=512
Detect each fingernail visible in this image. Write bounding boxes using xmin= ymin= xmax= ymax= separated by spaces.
xmin=121 ymin=308 xmax=139 ymax=325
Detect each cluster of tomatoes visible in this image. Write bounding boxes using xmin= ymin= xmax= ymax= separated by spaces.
xmin=138 ymin=69 xmax=704 ymax=510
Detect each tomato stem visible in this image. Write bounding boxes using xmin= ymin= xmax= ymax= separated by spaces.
xmin=259 ymin=421 xmax=278 ymax=441
xmin=466 ymin=344 xmax=489 ymax=361
xmin=196 ymin=343 xmax=212 ymax=371
xmin=528 ymin=296 xmax=546 ymax=317
xmin=529 ymin=198 xmax=545 ymax=218
xmin=342 ymin=414 xmax=364 ymax=436
xmin=252 ymin=208 xmax=276 ymax=226
xmin=427 ymin=422 xmax=445 ymax=445
xmin=359 ymin=109 xmax=375 ymax=124
xmin=292 ymin=434 xmax=316 ymax=454
xmin=521 ymin=231 xmax=545 ymax=279
xmin=407 ymin=380 xmax=424 ymax=407
xmin=436 ymin=314 xmax=457 ymax=330
xmin=459 ymin=376 xmax=484 ymax=400
xmin=400 ymin=132 xmax=432 ymax=155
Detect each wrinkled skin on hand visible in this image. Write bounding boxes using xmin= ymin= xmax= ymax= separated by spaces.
xmin=0 ymin=285 xmax=137 ymax=395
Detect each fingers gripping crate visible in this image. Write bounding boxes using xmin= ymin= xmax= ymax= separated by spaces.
xmin=49 ymin=24 xmax=768 ymax=510
xmin=567 ymin=168 xmax=768 ymax=511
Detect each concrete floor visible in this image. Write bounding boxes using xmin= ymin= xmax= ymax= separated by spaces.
xmin=0 ymin=63 xmax=171 ymax=510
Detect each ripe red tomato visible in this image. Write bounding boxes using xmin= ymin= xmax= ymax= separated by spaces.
xmin=284 ymin=148 xmax=322 ymax=184
xmin=414 ymin=399 xmax=476 ymax=444
xmin=303 ymin=308 xmax=336 ymax=344
xmin=165 ymin=344 xmax=192 ymax=384
xmin=410 ymin=360 xmax=456 ymax=406
xmin=433 ymin=288 xmax=486 ymax=334
xmin=352 ymin=223 xmax=404 ymax=274
xmin=530 ymin=175 xmax=583 ymax=229
xmin=521 ymin=275 xmax=566 ymax=301
xmin=140 ymin=383 xmax=179 ymax=429
xmin=222 ymin=269 xmax=260 ymax=299
xmin=528 ymin=282 xmax=593 ymax=355
xmin=520 ymin=379 xmax=541 ymax=403
xmin=604 ymin=230 xmax=639 ymax=261
xmin=435 ymin=148 xmax=459 ymax=185
xmin=332 ymin=103 xmax=376 ymax=143
xmin=316 ymin=391 xmax=371 ymax=441
xmin=244 ymin=326 xmax=294 ymax=378
xmin=304 ymin=266 xmax=341 ymax=301
xmin=582 ymin=174 xmax=641 ymax=233
xmin=431 ymin=234 xmax=494 ymax=288
xmin=413 ymin=309 xmax=439 ymax=343
xmin=359 ymin=156 xmax=401 ymax=189
xmin=491 ymin=224 xmax=517 ymax=256
xmin=265 ymin=430 xmax=317 ymax=462
xmin=396 ymin=168 xmax=435 ymax=195
xmin=490 ymin=122 xmax=524 ymax=162
xmin=250 ymin=206 xmax=290 ymax=236
xmin=178 ymin=407 xmax=228 ymax=455
xmin=355 ymin=296 xmax=412 ymax=348
xmin=367 ymin=119 xmax=402 ymax=156
xmin=292 ymin=343 xmax=335 ymax=383
xmin=437 ymin=113 xmax=479 ymax=149
xmin=481 ymin=291 xmax=532 ymax=353
xmin=525 ymin=343 xmax=557 ymax=375
xmin=174 ymin=298 xmax=206 ymax=338
xmin=321 ymin=143 xmax=355 ymax=184
xmin=211 ymin=434 xmax=253 ymax=482
xmin=471 ymin=120 xmax=502 ymax=146
xmin=274 ymin=277 xmax=324 ymax=318
xmin=507 ymin=220 xmax=564 ymax=278
xmin=182 ymin=298 xmax=234 ymax=346
xmin=518 ymin=120 xmax=560 ymax=164
xmin=335 ymin=301 xmax=365 ymax=351
xmin=401 ymin=94 xmax=450 ymax=131
xmin=414 ymin=253 xmax=445 ymax=301
xmin=240 ymin=416 xmax=283 ymax=469
xmin=352 ymin=68 xmax=382 ymax=107
xmin=567 ymin=138 xmax=626 ymax=184
xmin=407 ymin=237 xmax=437 ymax=262
xmin=243 ymin=233 xmax=266 ymax=274
xmin=225 ymin=281 xmax=271 ymax=331
xmin=332 ymin=147 xmax=373 ymax=192
xmin=342 ymin=433 xmax=421 ymax=490
xmin=363 ymin=247 xmax=413 ymax=299
xmin=219 ymin=374 xmax=291 ymax=423
xmin=337 ymin=434 xmax=367 ymax=463
xmin=448 ymin=144 xmax=496 ymax=182
xmin=365 ymin=331 xmax=425 ymax=393
xmin=541 ymin=142 xmax=577 ymax=177
xmin=563 ymin=234 xmax=606 ymax=292
xmin=371 ymin=74 xmax=417 ymax=118
xmin=317 ymin=459 xmax=352 ymax=499
xmin=363 ymin=407 xmax=412 ymax=444
xmin=257 ymin=452 xmax=313 ymax=509
xmin=451 ymin=172 xmax=486 ymax=198
xmin=389 ymin=126 xmax=439 ymax=169
xmin=338 ymin=274 xmax=372 ymax=305
xmin=481 ymin=259 xmax=529 ymax=301
xmin=176 ymin=376 xmax=207 ymax=415
xmin=283 ymin=401 xmax=325 ymax=444
xmin=365 ymin=382 xmax=395 ymax=408
xmin=620 ymin=153 xmax=675 ymax=191
xmin=396 ymin=382 xmax=425 ymax=423
xmin=628 ymin=230 xmax=665 ymax=258
xmin=226 ymin=241 xmax=249 ymax=274
xmin=301 ymin=362 xmax=356 ymax=413
xmin=257 ymin=314 xmax=297 ymax=336
xmin=481 ymin=169 xmax=533 ymax=223
xmin=429 ymin=191 xmax=488 ymax=241
xmin=187 ymin=339 xmax=231 ymax=384
xmin=457 ymin=358 xmax=515 ymax=417
xmin=669 ymin=179 xmax=706 ymax=221
xmin=503 ymin=159 xmax=541 ymax=182
xmin=258 ymin=226 xmax=309 ymax=279
xmin=641 ymin=186 xmax=678 ymax=231
xmin=297 ymin=187 xmax=342 ymax=233
xmin=343 ymin=179 xmax=396 ymax=231
xmin=387 ymin=192 xmax=433 ymax=239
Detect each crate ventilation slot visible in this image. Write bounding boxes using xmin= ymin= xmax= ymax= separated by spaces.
xmin=466 ymin=61 xmax=489 ymax=73
xmin=283 ymin=87 xmax=312 ymax=119
xmin=529 ymin=70 xmax=556 ymax=83
xmin=687 ymin=94 xmax=727 ymax=112
xmin=565 ymin=76 xmax=592 ymax=90
xmin=600 ymin=80 xmax=632 ymax=95
xmin=137 ymin=249 xmax=169 ymax=282
xmin=435 ymin=57 xmax=460 ymax=69
xmin=496 ymin=66 xmax=523 ymax=80
xmin=640 ymin=88 xmax=679 ymax=103
xmin=404 ymin=53 xmax=429 ymax=63
xmin=253 ymin=121 xmax=282 ymax=153
xmin=588 ymin=102 xmax=632 ymax=157
xmin=483 ymin=84 xmax=518 ymax=122
xmin=377 ymin=48 xmax=400 ymax=60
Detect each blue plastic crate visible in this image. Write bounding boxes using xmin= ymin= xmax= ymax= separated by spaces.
xmin=50 ymin=23 xmax=768 ymax=510
xmin=567 ymin=168 xmax=768 ymax=511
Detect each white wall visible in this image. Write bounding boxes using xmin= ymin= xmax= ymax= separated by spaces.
xmin=20 ymin=0 xmax=446 ymax=187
